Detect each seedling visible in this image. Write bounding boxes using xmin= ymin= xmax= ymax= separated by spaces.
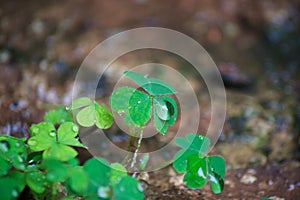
xmin=110 ymin=71 xmax=178 ymax=168
xmin=173 ymin=133 xmax=226 ymax=194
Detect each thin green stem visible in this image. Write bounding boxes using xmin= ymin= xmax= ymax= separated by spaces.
xmin=130 ymin=127 xmax=143 ymax=169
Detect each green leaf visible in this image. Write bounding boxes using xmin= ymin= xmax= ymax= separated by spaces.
xmin=44 ymin=107 xmax=73 ymax=125
xmin=9 ymin=171 xmax=25 ymax=192
xmin=29 ymin=122 xmax=84 ymax=161
xmin=42 ymin=159 xmax=68 ymax=183
xmin=208 ymin=171 xmax=224 ymax=194
xmin=43 ymin=144 xmax=78 ymax=162
xmin=84 ymin=158 xmax=111 ymax=187
xmin=70 ymin=97 xmax=93 ymax=110
xmin=173 ymin=149 xmax=194 ymax=173
xmin=57 ymin=122 xmax=85 ymax=148
xmin=128 ymin=90 xmax=152 ymax=126
xmin=95 ymin=103 xmax=113 ymax=129
xmin=113 ymin=176 xmax=144 ymax=200
xmin=0 ymin=136 xmax=27 ymax=171
xmin=110 ymin=163 xmax=127 ymax=185
xmin=67 ymin=167 xmax=89 ymax=195
xmin=0 ymin=175 xmax=24 ymax=199
xmin=153 ymin=111 xmax=168 ymax=135
xmin=162 ymin=96 xmax=178 ymax=126
xmin=110 ymin=87 xmax=135 ymax=114
xmin=124 ymin=71 xmax=176 ymax=95
xmin=0 ymin=157 xmax=10 ymax=176
xmin=26 ymin=170 xmax=48 ymax=194
xmin=29 ymin=122 xmax=56 ymax=137
xmin=143 ymin=78 xmax=176 ymax=95
xmin=183 ymin=154 xmax=207 ymax=188
xmin=154 ymin=97 xmax=170 ymax=121
xmin=76 ymin=105 xmax=95 ymax=127
xmin=75 ymin=101 xmax=113 ymax=129
xmin=208 ymin=156 xmax=226 ymax=179
xmin=124 ymin=71 xmax=149 ymax=87
xmin=175 ymin=133 xmax=210 ymax=156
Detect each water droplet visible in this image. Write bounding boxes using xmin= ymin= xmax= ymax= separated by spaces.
xmin=199 ymin=135 xmax=204 ymax=140
xmin=72 ymin=125 xmax=79 ymax=132
xmin=15 ymin=142 xmax=21 ymax=147
xmin=137 ymin=183 xmax=144 ymax=192
xmin=97 ymin=186 xmax=110 ymax=198
xmin=28 ymin=139 xmax=37 ymax=146
xmin=0 ymin=141 xmax=10 ymax=152
xmin=49 ymin=131 xmax=56 ymax=137
xmin=137 ymin=101 xmax=141 ymax=104
xmin=120 ymin=186 xmax=125 ymax=192
xmin=66 ymin=106 xmax=71 ymax=111
xmin=11 ymin=189 xmax=18 ymax=197
xmin=32 ymin=127 xmax=39 ymax=134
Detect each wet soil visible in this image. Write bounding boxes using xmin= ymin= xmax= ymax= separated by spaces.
xmin=1 ymin=0 xmax=300 ymax=199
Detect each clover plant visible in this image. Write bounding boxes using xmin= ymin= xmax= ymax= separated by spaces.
xmin=0 ymin=71 xmax=226 ymax=199
xmin=173 ymin=133 xmax=226 ymax=194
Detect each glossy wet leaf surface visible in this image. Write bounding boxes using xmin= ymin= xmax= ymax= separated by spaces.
xmin=28 ymin=122 xmax=85 ymax=161
xmin=44 ymin=107 xmax=73 ymax=125
xmin=26 ymin=170 xmax=48 ymax=194
xmin=128 ymin=89 xmax=152 ymax=126
xmin=74 ymin=99 xmax=113 ymax=129
xmin=124 ymin=71 xmax=176 ymax=95
xmin=110 ymin=163 xmax=127 ymax=185
xmin=173 ymin=134 xmax=226 ymax=194
xmin=183 ymin=154 xmax=207 ymax=188
xmin=113 ymin=176 xmax=144 ymax=200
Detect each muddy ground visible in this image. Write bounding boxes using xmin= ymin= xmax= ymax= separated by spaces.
xmin=1 ymin=0 xmax=300 ymax=199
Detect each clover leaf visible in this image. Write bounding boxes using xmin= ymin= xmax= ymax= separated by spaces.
xmin=83 ymin=158 xmax=111 ymax=195
xmin=113 ymin=176 xmax=144 ymax=200
xmin=111 ymin=71 xmax=178 ymax=134
xmin=0 ymin=171 xmax=25 ymax=199
xmin=111 ymin=87 xmax=152 ymax=127
xmin=173 ymin=133 xmax=225 ymax=194
xmin=26 ymin=170 xmax=49 ymax=194
xmin=110 ymin=163 xmax=127 ymax=185
xmin=66 ymin=166 xmax=89 ymax=195
xmin=44 ymin=106 xmax=73 ymax=125
xmin=183 ymin=154 xmax=207 ymax=188
xmin=0 ymin=136 xmax=27 ymax=171
xmin=124 ymin=71 xmax=176 ymax=95
xmin=28 ymin=122 xmax=85 ymax=161
xmin=71 ymin=97 xmax=113 ymax=129
xmin=41 ymin=158 xmax=68 ymax=183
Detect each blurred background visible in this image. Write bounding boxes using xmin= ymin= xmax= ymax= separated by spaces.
xmin=0 ymin=0 xmax=299 ymax=199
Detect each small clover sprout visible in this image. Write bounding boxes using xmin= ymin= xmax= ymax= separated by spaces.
xmin=28 ymin=122 xmax=86 ymax=161
xmin=173 ymin=133 xmax=226 ymax=194
xmin=110 ymin=71 xmax=178 ymax=135
xmin=69 ymin=97 xmax=113 ymax=129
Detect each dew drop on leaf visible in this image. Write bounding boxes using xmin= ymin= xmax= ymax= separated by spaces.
xmin=97 ymin=186 xmax=110 ymax=198
xmin=137 ymin=183 xmax=144 ymax=192
xmin=66 ymin=106 xmax=71 ymax=111
xmin=15 ymin=142 xmax=21 ymax=147
xmin=49 ymin=131 xmax=56 ymax=137
xmin=32 ymin=127 xmax=39 ymax=134
xmin=120 ymin=186 xmax=125 ymax=192
xmin=11 ymin=189 xmax=18 ymax=197
xmin=0 ymin=141 xmax=10 ymax=152
xmin=28 ymin=139 xmax=37 ymax=146
xmin=72 ymin=125 xmax=79 ymax=132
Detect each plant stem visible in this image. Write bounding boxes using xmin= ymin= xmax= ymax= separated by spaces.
xmin=130 ymin=127 xmax=143 ymax=169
